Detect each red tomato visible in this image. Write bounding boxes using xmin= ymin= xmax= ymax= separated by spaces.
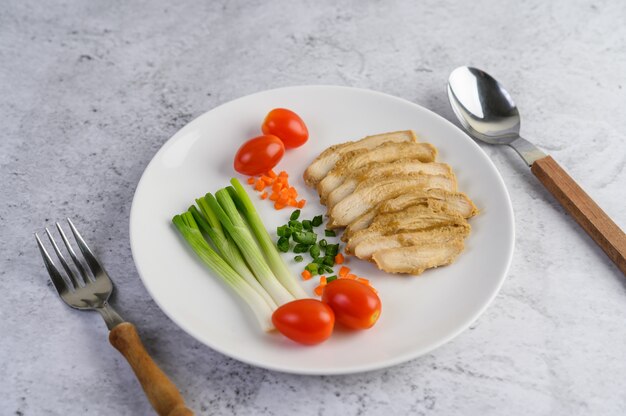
xmin=272 ymin=299 xmax=335 ymax=345
xmin=234 ymin=134 xmax=285 ymax=175
xmin=261 ymin=108 xmax=309 ymax=149
xmin=322 ymin=279 xmax=381 ymax=330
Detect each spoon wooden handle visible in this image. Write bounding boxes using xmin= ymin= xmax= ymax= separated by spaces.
xmin=531 ymin=155 xmax=626 ymax=275
xmin=109 ymin=322 xmax=194 ymax=416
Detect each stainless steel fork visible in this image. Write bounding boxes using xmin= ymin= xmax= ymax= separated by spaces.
xmin=36 ymin=219 xmax=193 ymax=416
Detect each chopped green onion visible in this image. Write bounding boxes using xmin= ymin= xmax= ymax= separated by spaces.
xmin=294 ymin=255 xmax=304 ymax=262
xmin=293 ymin=231 xmax=317 ymax=245
xmin=302 ymin=220 xmax=312 ymax=231
xmin=293 ymin=243 xmax=309 ymax=253
xmin=305 ymin=263 xmax=319 ymax=275
xmin=326 ymin=275 xmax=337 ymax=283
xmin=312 ymin=215 xmax=323 ymax=227
xmin=325 ymin=243 xmax=339 ymax=257
xmin=312 ymin=257 xmax=325 ymax=265
xmin=319 ymin=239 xmax=328 ymax=248
xmin=230 ymin=179 xmax=308 ymax=299
xmin=325 ymin=229 xmax=336 ymax=237
xmin=277 ymin=225 xmax=290 ymax=237
xmin=276 ymin=236 xmax=290 ymax=252
xmin=322 ymin=265 xmax=335 ymax=274
xmin=289 ymin=220 xmax=303 ymax=231
xmin=290 ymin=210 xmax=301 ymax=221
xmin=323 ymin=256 xmax=334 ymax=266
xmin=309 ymin=245 xmax=321 ymax=259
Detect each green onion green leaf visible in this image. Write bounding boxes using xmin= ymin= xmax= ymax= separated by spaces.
xmin=293 ymin=231 xmax=317 ymax=245
xmin=309 ymin=245 xmax=321 ymax=259
xmin=293 ymin=243 xmax=310 ymax=253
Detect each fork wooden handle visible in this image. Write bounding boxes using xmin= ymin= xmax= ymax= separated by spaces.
xmin=531 ymin=156 xmax=626 ymax=275
xmin=109 ymin=322 xmax=194 ymax=416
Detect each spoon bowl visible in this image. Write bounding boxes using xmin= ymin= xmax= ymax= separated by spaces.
xmin=447 ymin=66 xmax=521 ymax=145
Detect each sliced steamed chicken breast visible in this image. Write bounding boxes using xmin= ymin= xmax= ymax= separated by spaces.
xmin=317 ymin=142 xmax=438 ymax=202
xmin=303 ymin=130 xmax=417 ymax=186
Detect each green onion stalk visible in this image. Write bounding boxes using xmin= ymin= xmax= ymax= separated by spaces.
xmin=208 ymin=191 xmax=295 ymax=306
xmin=229 ymin=178 xmax=308 ymax=299
xmin=172 ymin=213 xmax=274 ymax=331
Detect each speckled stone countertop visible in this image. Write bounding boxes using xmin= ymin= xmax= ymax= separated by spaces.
xmin=2 ymin=0 xmax=626 ymax=415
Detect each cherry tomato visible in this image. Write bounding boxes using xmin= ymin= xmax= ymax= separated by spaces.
xmin=272 ymin=299 xmax=335 ymax=345
xmin=322 ymin=279 xmax=381 ymax=330
xmin=261 ymin=108 xmax=309 ymax=149
xmin=234 ymin=134 xmax=285 ymax=175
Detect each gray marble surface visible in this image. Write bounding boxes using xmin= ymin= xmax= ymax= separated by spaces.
xmin=2 ymin=0 xmax=626 ymax=414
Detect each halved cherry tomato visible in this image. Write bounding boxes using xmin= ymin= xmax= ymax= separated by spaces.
xmin=234 ymin=134 xmax=285 ymax=175
xmin=262 ymin=108 xmax=309 ymax=149
xmin=272 ymin=299 xmax=334 ymax=345
xmin=322 ymin=279 xmax=381 ymax=330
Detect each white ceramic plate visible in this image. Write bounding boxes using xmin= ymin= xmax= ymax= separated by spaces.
xmin=130 ymin=86 xmax=514 ymax=375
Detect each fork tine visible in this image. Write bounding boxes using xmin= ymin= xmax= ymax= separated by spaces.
xmin=35 ymin=233 xmax=70 ymax=295
xmin=45 ymin=228 xmax=81 ymax=289
xmin=66 ymin=218 xmax=103 ymax=276
xmin=56 ymin=222 xmax=92 ymax=283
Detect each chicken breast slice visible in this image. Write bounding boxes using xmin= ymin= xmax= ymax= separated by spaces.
xmin=353 ymin=225 xmax=470 ymax=260
xmin=342 ymin=189 xmax=477 ymax=241
xmin=372 ymin=238 xmax=466 ymax=274
xmin=303 ymin=130 xmax=417 ymax=186
xmin=327 ymin=174 xmax=458 ymax=228
xmin=324 ymin=159 xmax=452 ymax=208
xmin=317 ymin=142 xmax=438 ymax=201
xmin=345 ymin=205 xmax=470 ymax=254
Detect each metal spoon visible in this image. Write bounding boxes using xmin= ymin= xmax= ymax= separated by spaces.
xmin=448 ymin=66 xmax=626 ymax=275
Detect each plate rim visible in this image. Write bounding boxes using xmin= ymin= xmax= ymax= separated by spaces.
xmin=129 ymin=84 xmax=515 ymax=375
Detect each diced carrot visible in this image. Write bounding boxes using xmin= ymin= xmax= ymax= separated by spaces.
xmin=345 ymin=273 xmax=357 ymax=280
xmin=356 ymin=277 xmax=370 ymax=286
xmin=287 ymin=187 xmax=298 ymax=197
xmin=274 ymin=201 xmax=287 ymax=210
xmin=287 ymin=198 xmax=298 ymax=207
xmin=335 ymin=253 xmax=345 ymax=264
xmin=272 ymin=182 xmax=283 ymax=192
xmin=278 ymin=170 xmax=288 ymax=178
xmin=260 ymin=175 xmax=273 ymax=184
xmin=301 ymin=270 xmax=312 ymax=280
xmin=319 ymin=276 xmax=327 ymax=285
xmin=297 ymin=199 xmax=306 ymax=208
xmin=266 ymin=169 xmax=277 ymax=178
xmin=269 ymin=192 xmax=279 ymax=201
xmin=338 ymin=266 xmax=350 ymax=277
xmin=247 ymin=177 xmax=255 ymax=184
xmin=260 ymin=191 xmax=268 ymax=200
xmin=314 ymin=285 xmax=324 ymax=296
xmin=254 ymin=179 xmax=265 ymax=191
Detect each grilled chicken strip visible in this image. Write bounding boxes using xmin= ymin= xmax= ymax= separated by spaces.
xmin=342 ymin=189 xmax=477 ymax=241
xmin=345 ymin=205 xmax=470 ymax=254
xmin=317 ymin=142 xmax=438 ymax=201
xmin=327 ymin=174 xmax=457 ymax=228
xmin=303 ymin=130 xmax=417 ymax=186
xmin=372 ymin=238 xmax=466 ymax=274
xmin=353 ymin=225 xmax=470 ymax=260
xmin=324 ymin=159 xmax=452 ymax=208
